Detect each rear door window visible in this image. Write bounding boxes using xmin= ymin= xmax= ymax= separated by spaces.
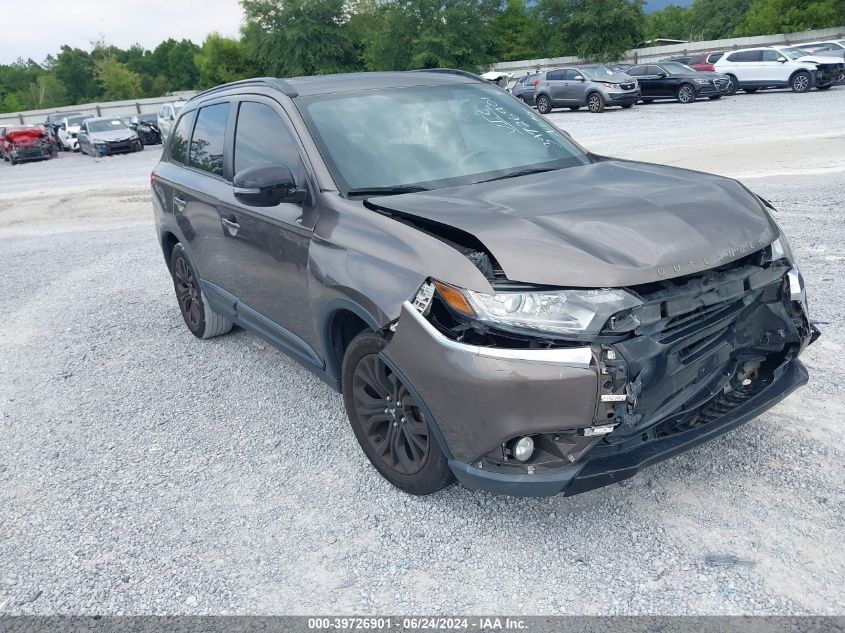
xmin=546 ymin=70 xmax=566 ymax=81
xmin=189 ymin=103 xmax=230 ymax=177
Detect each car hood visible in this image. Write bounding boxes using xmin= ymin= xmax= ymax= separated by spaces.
xmin=795 ymin=54 xmax=844 ymax=65
xmin=367 ymin=160 xmax=777 ymax=288
xmin=89 ymin=129 xmax=136 ymax=142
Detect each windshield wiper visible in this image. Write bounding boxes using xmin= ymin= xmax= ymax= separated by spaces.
xmin=474 ymin=166 xmax=560 ymax=184
xmin=347 ymin=185 xmax=430 ymax=197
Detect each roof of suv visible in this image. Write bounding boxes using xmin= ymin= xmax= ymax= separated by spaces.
xmin=189 ymin=71 xmax=483 ymax=104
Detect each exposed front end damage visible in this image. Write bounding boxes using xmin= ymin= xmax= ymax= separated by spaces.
xmin=382 ymin=248 xmax=817 ymax=497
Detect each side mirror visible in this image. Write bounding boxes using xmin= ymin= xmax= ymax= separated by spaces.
xmin=233 ymin=165 xmax=303 ymax=207
xmin=576 ymin=76 xmax=585 ymax=81
xmin=777 ymin=56 xmax=787 ymax=63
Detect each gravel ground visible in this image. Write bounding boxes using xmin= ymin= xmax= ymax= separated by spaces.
xmin=0 ymin=89 xmax=843 ymax=616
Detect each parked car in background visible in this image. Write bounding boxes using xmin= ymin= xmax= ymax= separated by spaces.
xmin=510 ymin=73 xmax=539 ymax=105
xmin=714 ymin=46 xmax=845 ymax=94
xmin=607 ymin=63 xmax=635 ymax=73
xmin=0 ymin=125 xmax=56 ymax=165
xmin=795 ymin=40 xmax=845 ymax=61
xmin=57 ymin=114 xmax=92 ymax=151
xmin=153 ymin=72 xmax=816 ymax=497
xmin=78 ymin=117 xmax=143 ymax=157
xmin=534 ymin=65 xmax=639 ymax=113
xmin=44 ymin=111 xmax=82 ymax=151
xmin=626 ymin=62 xmax=730 ymax=103
xmin=157 ymin=101 xmax=186 ymax=141
xmin=122 ymin=113 xmax=163 ymax=145
xmin=661 ymin=52 xmax=725 ymax=72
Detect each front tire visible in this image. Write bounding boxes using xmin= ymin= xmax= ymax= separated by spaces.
xmin=677 ymin=84 xmax=696 ymax=103
xmin=536 ymin=95 xmax=552 ymax=114
xmin=725 ymin=75 xmax=738 ymax=96
xmin=169 ymin=243 xmax=233 ymax=339
xmin=791 ymin=71 xmax=811 ymax=93
xmin=342 ymin=332 xmax=454 ymax=495
xmin=587 ymin=92 xmax=605 ymax=113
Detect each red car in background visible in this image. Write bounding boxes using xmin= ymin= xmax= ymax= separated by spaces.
xmin=0 ymin=125 xmax=57 ymax=165
xmin=661 ymin=52 xmax=725 ymax=72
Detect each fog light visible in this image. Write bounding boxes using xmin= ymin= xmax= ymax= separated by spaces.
xmin=513 ymin=436 xmax=535 ymax=463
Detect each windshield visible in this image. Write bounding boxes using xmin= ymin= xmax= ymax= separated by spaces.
xmin=660 ymin=62 xmax=696 ymax=74
xmin=782 ymin=47 xmax=810 ymax=59
xmin=579 ymin=66 xmax=617 ymax=80
xmin=138 ymin=114 xmax=157 ymax=123
xmin=299 ymin=83 xmax=589 ymax=194
xmin=88 ymin=119 xmax=127 ymax=133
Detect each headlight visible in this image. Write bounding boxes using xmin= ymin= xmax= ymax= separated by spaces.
xmin=601 ymin=82 xmax=615 ymax=88
xmin=765 ymin=235 xmax=794 ymax=264
xmin=432 ymin=280 xmax=641 ymax=338
xmin=693 ymin=78 xmax=709 ymax=84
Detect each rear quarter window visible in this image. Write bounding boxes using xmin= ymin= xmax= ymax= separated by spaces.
xmin=169 ymin=111 xmax=195 ymax=165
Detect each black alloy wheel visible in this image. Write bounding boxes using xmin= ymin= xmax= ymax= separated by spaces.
xmin=352 ymin=355 xmax=430 ymax=476
xmin=342 ymin=332 xmax=453 ymax=495
xmin=171 ymin=247 xmax=203 ymax=333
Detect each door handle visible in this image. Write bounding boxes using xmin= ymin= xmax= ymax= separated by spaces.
xmin=173 ymin=196 xmax=186 ymax=213
xmin=221 ymin=217 xmax=240 ymax=237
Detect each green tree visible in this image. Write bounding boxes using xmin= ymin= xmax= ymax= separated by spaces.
xmin=493 ymin=0 xmax=542 ymax=62
xmin=646 ymin=5 xmax=694 ymax=41
xmin=148 ymin=39 xmax=201 ymax=91
xmin=364 ymin=0 xmax=501 ymax=71
xmin=53 ymin=46 xmax=100 ymax=103
xmin=738 ymin=0 xmax=844 ymax=35
xmin=535 ymin=0 xmax=645 ymax=62
xmin=194 ymin=34 xmax=251 ymax=88
xmin=688 ymin=0 xmax=754 ymax=39
xmin=95 ymin=58 xmax=143 ymax=100
xmin=242 ymin=0 xmax=358 ymax=76
xmin=29 ymin=74 xmax=69 ymax=109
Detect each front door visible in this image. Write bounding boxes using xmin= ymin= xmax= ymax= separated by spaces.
xmin=214 ymin=98 xmax=320 ymax=365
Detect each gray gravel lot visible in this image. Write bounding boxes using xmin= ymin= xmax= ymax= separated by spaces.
xmin=0 ymin=89 xmax=843 ymax=616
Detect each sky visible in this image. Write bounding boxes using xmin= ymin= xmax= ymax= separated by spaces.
xmin=0 ymin=0 xmax=245 ymax=65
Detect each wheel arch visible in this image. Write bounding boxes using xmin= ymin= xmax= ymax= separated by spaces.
xmin=160 ymin=231 xmax=180 ymax=270
xmin=320 ymin=299 xmax=383 ymax=390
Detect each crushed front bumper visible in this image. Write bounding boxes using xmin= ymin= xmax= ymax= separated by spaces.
xmin=383 ymin=260 xmax=816 ymax=497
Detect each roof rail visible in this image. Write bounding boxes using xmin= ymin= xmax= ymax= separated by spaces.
xmin=189 ymin=77 xmax=299 ymax=102
xmin=409 ymin=68 xmax=486 ymax=83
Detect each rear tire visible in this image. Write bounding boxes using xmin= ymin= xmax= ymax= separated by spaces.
xmin=536 ymin=95 xmax=552 ymax=114
xmin=725 ymin=75 xmax=739 ymax=96
xmin=791 ymin=71 xmax=811 ymax=93
xmin=342 ymin=331 xmax=454 ymax=496
xmin=587 ymin=92 xmax=605 ymax=113
xmin=169 ymin=243 xmax=233 ymax=339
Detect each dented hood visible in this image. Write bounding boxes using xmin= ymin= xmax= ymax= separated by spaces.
xmin=6 ymin=128 xmax=46 ymax=144
xmin=368 ymin=160 xmax=777 ymax=288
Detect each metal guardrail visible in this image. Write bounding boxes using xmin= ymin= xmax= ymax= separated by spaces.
xmin=491 ymin=25 xmax=845 ymax=76
xmin=0 ymin=92 xmax=197 ymax=126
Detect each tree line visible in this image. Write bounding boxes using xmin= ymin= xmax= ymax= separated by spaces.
xmin=1 ymin=0 xmax=841 ymax=114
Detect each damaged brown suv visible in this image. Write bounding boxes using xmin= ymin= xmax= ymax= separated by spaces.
xmin=152 ymin=71 xmax=818 ymax=497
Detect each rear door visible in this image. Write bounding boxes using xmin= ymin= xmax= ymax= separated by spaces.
xmin=628 ymin=65 xmax=656 ymax=96
xmin=545 ymin=70 xmax=568 ymax=103
xmin=213 ymin=97 xmax=320 ymax=363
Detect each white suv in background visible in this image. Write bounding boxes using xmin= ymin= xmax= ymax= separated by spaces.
xmin=157 ymin=101 xmax=186 ymax=141
xmin=715 ymin=45 xmax=845 ymax=94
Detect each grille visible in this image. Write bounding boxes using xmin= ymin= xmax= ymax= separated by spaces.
xmin=620 ymin=82 xmax=635 ymax=90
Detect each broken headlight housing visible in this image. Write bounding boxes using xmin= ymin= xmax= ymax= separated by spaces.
xmin=432 ymin=281 xmax=641 ymax=339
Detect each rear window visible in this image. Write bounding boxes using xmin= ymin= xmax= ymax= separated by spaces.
xmin=189 ymin=103 xmax=230 ymax=177
xmin=169 ymin=111 xmax=195 ymax=165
